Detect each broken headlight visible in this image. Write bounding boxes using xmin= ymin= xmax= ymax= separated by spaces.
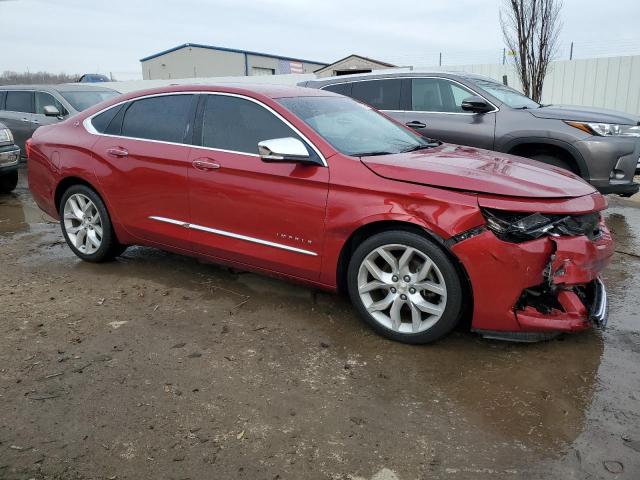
xmin=481 ymin=209 xmax=601 ymax=243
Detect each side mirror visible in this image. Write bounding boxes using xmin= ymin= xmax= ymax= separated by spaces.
xmin=43 ymin=105 xmax=61 ymax=117
xmin=258 ymin=137 xmax=311 ymax=163
xmin=461 ymin=96 xmax=494 ymax=113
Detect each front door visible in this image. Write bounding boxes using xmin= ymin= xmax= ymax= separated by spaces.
xmin=392 ymin=78 xmax=496 ymax=150
xmin=188 ymin=94 xmax=329 ymax=281
xmin=2 ymin=90 xmax=35 ymax=150
xmin=33 ymin=91 xmax=68 ymax=129
xmin=91 ymin=93 xmax=198 ymax=251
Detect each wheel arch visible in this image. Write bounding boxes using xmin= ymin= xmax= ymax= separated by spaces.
xmin=335 ymin=220 xmax=474 ymax=328
xmin=54 ymin=176 xmax=100 ymax=213
xmin=502 ymin=138 xmax=589 ymax=177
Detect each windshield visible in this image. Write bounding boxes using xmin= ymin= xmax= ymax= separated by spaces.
xmin=469 ymin=78 xmax=540 ymax=109
xmin=278 ymin=96 xmax=435 ymax=156
xmin=59 ymin=90 xmax=119 ymax=111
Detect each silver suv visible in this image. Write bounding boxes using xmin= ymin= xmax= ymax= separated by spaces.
xmin=0 ymin=84 xmax=119 ymax=152
xmin=300 ymin=71 xmax=640 ymax=196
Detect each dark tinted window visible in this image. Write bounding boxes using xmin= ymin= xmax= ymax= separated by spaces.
xmin=91 ymin=104 xmax=124 ymax=133
xmin=35 ymin=92 xmax=67 ymax=116
xmin=351 ymin=79 xmax=401 ymax=110
xmin=322 ymin=83 xmax=352 ymax=96
xmin=201 ymin=95 xmax=301 ymax=154
xmin=5 ymin=91 xmax=33 ymax=113
xmin=121 ymin=95 xmax=195 ymax=143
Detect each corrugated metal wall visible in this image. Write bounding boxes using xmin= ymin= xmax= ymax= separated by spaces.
xmin=423 ymin=55 xmax=640 ymax=116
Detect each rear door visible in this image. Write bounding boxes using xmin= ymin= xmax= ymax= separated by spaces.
xmin=392 ymin=78 xmax=496 ymax=149
xmin=1 ymin=90 xmax=35 ymax=149
xmin=91 ymin=93 xmax=197 ymax=250
xmin=187 ymin=93 xmax=329 ymax=280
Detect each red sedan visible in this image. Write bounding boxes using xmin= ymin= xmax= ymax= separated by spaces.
xmin=27 ymin=85 xmax=613 ymax=344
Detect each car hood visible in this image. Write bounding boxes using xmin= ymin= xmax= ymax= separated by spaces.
xmin=528 ymin=105 xmax=640 ymax=124
xmin=361 ymin=144 xmax=596 ymax=198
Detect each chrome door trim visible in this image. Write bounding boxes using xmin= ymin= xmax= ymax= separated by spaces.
xmin=319 ymin=76 xmax=499 ymax=114
xmin=82 ymin=91 xmax=327 ymax=166
xmin=149 ymin=216 xmax=318 ymax=257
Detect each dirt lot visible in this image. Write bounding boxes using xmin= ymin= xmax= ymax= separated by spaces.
xmin=1 ymin=169 xmax=639 ymax=480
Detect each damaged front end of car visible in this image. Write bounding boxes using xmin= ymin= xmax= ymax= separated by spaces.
xmin=450 ymin=195 xmax=614 ymax=342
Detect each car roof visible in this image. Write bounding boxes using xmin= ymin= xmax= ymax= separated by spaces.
xmin=0 ymin=84 xmax=118 ymax=93
xmin=113 ymin=83 xmax=341 ymax=101
xmin=303 ymin=70 xmax=496 ymax=85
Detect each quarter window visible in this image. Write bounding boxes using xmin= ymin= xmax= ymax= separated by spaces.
xmin=5 ymin=91 xmax=33 ymax=113
xmin=411 ymin=79 xmax=476 ymax=113
xmin=322 ymin=83 xmax=352 ymax=96
xmin=201 ymin=95 xmax=302 ymax=155
xmin=35 ymin=92 xmax=68 ymax=116
xmin=121 ymin=95 xmax=195 ymax=143
xmin=351 ymin=79 xmax=401 ymax=110
xmin=91 ymin=104 xmax=124 ymax=134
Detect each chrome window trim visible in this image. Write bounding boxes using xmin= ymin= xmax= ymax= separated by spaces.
xmin=149 ymin=216 xmax=318 ymax=257
xmin=82 ymin=91 xmax=327 ymax=167
xmin=319 ymin=76 xmax=500 ymax=115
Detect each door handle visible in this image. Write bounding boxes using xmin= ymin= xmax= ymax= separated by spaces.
xmin=406 ymin=121 xmax=427 ymax=129
xmin=106 ymin=147 xmax=129 ymax=158
xmin=192 ymin=159 xmax=220 ymax=171
xmin=21 ymin=117 xmax=30 ymax=123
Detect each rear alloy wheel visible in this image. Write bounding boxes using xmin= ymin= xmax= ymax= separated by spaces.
xmin=60 ymin=185 xmax=125 ymax=262
xmin=347 ymin=231 xmax=464 ymax=344
xmin=0 ymin=170 xmax=19 ymax=194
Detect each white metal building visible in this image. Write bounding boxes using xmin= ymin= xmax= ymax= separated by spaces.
xmin=140 ymin=43 xmax=328 ymax=80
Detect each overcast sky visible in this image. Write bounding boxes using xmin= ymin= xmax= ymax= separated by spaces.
xmin=1 ymin=0 xmax=639 ymax=80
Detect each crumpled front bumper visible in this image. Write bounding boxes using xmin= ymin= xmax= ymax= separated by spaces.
xmin=451 ymin=224 xmax=614 ymax=337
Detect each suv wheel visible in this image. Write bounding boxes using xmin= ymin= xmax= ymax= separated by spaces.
xmin=347 ymin=231 xmax=465 ymax=344
xmin=59 ymin=185 xmax=126 ymax=262
xmin=528 ymin=153 xmax=575 ymax=174
xmin=0 ymin=171 xmax=19 ymax=194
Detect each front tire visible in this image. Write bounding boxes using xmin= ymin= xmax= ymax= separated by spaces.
xmin=0 ymin=170 xmax=19 ymax=194
xmin=347 ymin=231 xmax=465 ymax=344
xmin=59 ymin=185 xmax=125 ymax=262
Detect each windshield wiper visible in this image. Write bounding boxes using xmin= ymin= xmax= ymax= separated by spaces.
xmin=401 ymin=142 xmax=440 ymax=153
xmin=353 ymin=151 xmax=394 ymax=157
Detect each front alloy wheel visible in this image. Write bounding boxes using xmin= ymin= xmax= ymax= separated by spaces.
xmin=348 ymin=231 xmax=464 ymax=344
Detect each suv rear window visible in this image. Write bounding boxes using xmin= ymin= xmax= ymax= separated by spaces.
xmin=120 ymin=95 xmax=195 ymax=143
xmin=322 ymin=83 xmax=352 ymax=96
xmin=351 ymin=79 xmax=401 ymax=110
xmin=5 ymin=91 xmax=33 ymax=113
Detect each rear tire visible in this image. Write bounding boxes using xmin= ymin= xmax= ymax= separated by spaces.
xmin=59 ymin=185 xmax=125 ymax=262
xmin=0 ymin=170 xmax=18 ymax=194
xmin=347 ymin=231 xmax=465 ymax=344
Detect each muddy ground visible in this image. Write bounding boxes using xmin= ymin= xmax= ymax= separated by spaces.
xmin=1 ymin=168 xmax=639 ymax=480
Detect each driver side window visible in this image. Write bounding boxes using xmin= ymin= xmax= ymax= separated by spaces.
xmin=411 ymin=79 xmax=475 ymax=113
xmin=35 ymin=92 xmax=68 ymax=116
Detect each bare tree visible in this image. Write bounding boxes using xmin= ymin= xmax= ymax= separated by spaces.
xmin=500 ymin=0 xmax=562 ymax=102
xmin=0 ymin=71 xmax=81 ymax=86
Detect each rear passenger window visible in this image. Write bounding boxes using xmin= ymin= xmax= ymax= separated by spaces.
xmin=5 ymin=91 xmax=33 ymax=113
xmin=121 ymin=95 xmax=195 ymax=143
xmin=323 ymin=83 xmax=352 ymax=96
xmin=91 ymin=104 xmax=124 ymax=134
xmin=351 ymin=80 xmax=401 ymax=110
xmin=201 ymin=95 xmax=302 ymax=155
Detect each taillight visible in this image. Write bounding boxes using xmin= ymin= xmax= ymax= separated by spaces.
xmin=25 ymin=138 xmax=32 ymax=159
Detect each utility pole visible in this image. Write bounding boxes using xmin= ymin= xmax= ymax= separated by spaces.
xmin=502 ymin=48 xmax=506 ymax=65
xmin=439 ymin=52 xmax=442 ymax=67
xmin=569 ymin=42 xmax=574 ymax=60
